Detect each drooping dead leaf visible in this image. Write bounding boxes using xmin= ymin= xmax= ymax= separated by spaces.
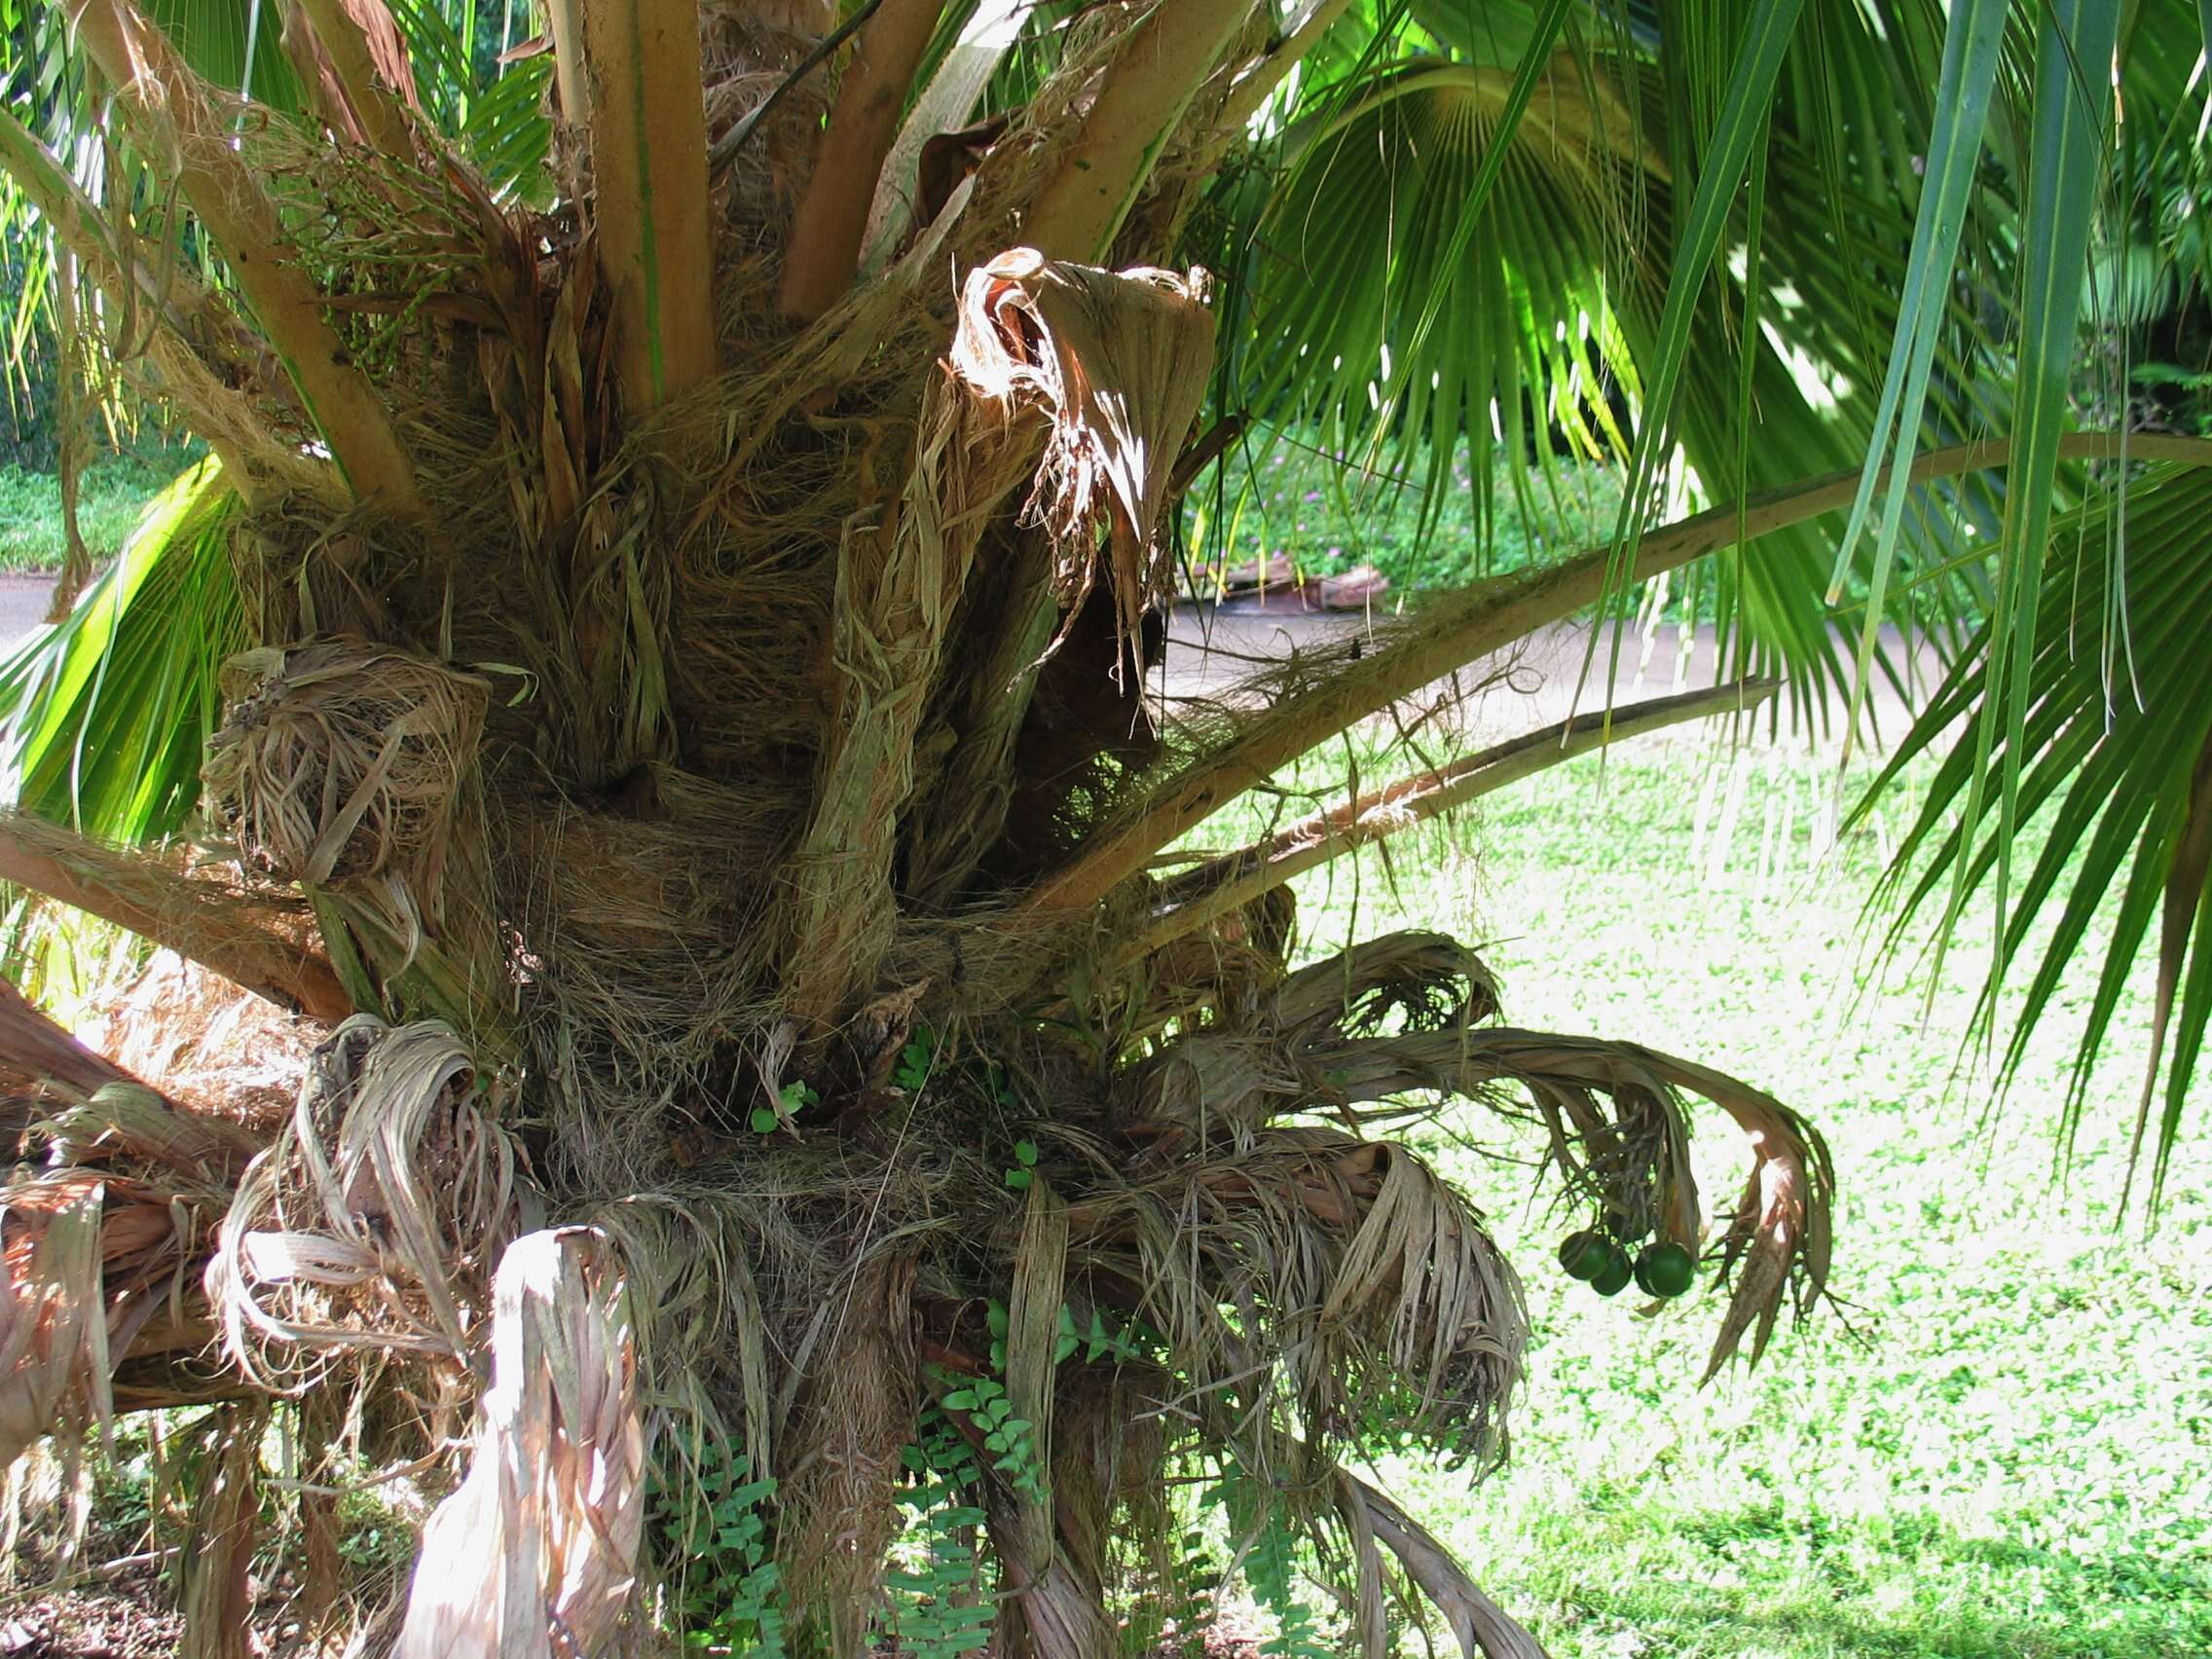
xmin=1300 ymin=1025 xmax=1833 ymax=1381
xmin=0 ymin=1162 xmax=205 ymax=1473
xmin=1643 ymin=1052 xmax=1834 ymax=1380
xmin=949 ymin=246 xmax=1215 ymax=656
xmin=209 ymin=1016 xmax=533 ymax=1389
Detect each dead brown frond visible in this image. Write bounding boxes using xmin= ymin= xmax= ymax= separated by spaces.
xmin=202 ymin=640 xmax=489 ymax=933
xmin=1278 ymin=1022 xmax=1836 ymax=1379
xmin=0 ymin=1180 xmax=113 ymax=1473
xmin=209 ymin=1016 xmax=530 ymax=1392
xmin=1068 ymin=1123 xmax=1523 ymax=1485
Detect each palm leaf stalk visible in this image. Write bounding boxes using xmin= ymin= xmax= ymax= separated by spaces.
xmin=0 ymin=1 xmax=2197 ymax=1653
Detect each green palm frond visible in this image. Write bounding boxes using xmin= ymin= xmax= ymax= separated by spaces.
xmin=1196 ymin=0 xmax=2000 ymax=721
xmin=143 ymin=0 xmax=305 ymax=108
xmin=388 ymin=0 xmax=552 ymax=197
xmin=1857 ymin=461 xmax=2212 ymax=1209
xmin=0 ymin=457 xmax=243 ymax=844
xmin=1226 ymin=27 xmax=1634 ymax=516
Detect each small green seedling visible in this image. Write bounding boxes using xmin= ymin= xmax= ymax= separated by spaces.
xmin=751 ymin=1079 xmax=817 ymax=1134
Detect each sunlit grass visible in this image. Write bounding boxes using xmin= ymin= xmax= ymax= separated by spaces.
xmin=1243 ymin=735 xmax=2210 ymax=1658
xmin=0 ymin=442 xmax=202 ymax=573
xmin=1182 ymin=430 xmax=1627 ymax=595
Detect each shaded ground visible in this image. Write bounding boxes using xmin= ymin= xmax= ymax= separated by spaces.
xmin=0 ymin=1568 xmax=182 ymax=1657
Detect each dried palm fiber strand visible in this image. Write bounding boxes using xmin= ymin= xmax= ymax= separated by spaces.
xmin=76 ymin=949 xmax=320 ymax=1141
xmin=584 ymin=1193 xmax=773 ymax=1465
xmin=201 ymin=638 xmax=488 ymax=917
xmin=948 ymin=247 xmax=1215 ymax=651
xmin=0 ymin=1142 xmax=221 ymax=1467
xmin=393 ymin=1227 xmax=644 ymax=1659
xmin=209 ymin=1016 xmax=535 ymax=1390
xmin=700 ymin=0 xmax=833 ymax=238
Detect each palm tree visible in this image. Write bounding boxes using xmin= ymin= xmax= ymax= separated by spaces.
xmin=0 ymin=1 xmax=2198 ymax=1653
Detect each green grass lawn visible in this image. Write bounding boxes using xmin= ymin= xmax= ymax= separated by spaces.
xmin=0 ymin=445 xmax=199 ymax=572
xmin=1242 ymin=736 xmax=2211 ymax=1658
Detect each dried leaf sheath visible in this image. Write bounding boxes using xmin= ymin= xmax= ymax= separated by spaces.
xmin=949 ymin=248 xmax=1217 ymax=654
xmin=0 ymin=1185 xmax=110 ymax=1471
xmin=394 ymin=1229 xmax=645 ymax=1658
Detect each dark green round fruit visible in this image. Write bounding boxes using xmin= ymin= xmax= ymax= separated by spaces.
xmin=1634 ymin=1241 xmax=1697 ymax=1298
xmin=1557 ymin=1230 xmax=1612 ymax=1281
xmin=1589 ymin=1245 xmax=1634 ymax=1297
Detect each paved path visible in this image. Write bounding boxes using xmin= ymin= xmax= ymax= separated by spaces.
xmin=0 ymin=574 xmax=55 ymax=645
xmin=1161 ymin=598 xmax=1936 ymax=748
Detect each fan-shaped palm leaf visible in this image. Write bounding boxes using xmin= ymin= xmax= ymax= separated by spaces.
xmin=1858 ymin=461 xmax=2212 ymax=1207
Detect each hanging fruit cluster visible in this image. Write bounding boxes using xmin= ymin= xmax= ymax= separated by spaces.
xmin=1556 ymin=1228 xmax=1697 ymax=1300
